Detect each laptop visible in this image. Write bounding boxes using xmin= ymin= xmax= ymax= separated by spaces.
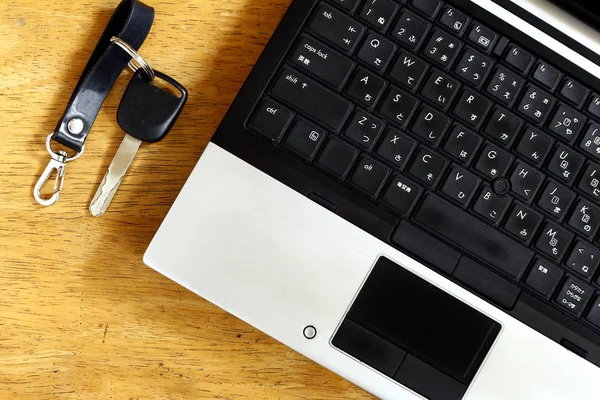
xmin=144 ymin=0 xmax=600 ymax=398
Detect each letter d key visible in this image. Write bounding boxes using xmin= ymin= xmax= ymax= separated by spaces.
xmin=89 ymin=69 xmax=188 ymax=216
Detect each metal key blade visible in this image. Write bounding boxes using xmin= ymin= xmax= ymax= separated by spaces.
xmin=89 ymin=134 xmax=142 ymax=217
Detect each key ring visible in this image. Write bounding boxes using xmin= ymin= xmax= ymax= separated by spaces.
xmin=33 ymin=0 xmax=155 ymax=207
xmin=110 ymin=36 xmax=155 ymax=81
xmin=34 ymin=37 xmax=152 ymax=207
xmin=33 ymin=134 xmax=84 ymax=206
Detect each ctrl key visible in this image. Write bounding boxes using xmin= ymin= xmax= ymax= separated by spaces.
xmin=249 ymin=98 xmax=294 ymax=141
xmin=555 ymin=277 xmax=593 ymax=317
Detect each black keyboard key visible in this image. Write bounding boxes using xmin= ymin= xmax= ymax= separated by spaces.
xmin=391 ymin=220 xmax=460 ymax=273
xmin=249 ymin=98 xmax=294 ymax=141
xmin=410 ymin=0 xmax=442 ymax=19
xmin=443 ymin=125 xmax=481 ymax=164
xmin=579 ymin=122 xmax=600 ymax=160
xmin=516 ymin=126 xmax=554 ymax=166
xmin=358 ymin=0 xmax=399 ymax=31
xmin=408 ymin=148 xmax=447 ymax=186
xmin=566 ymin=241 xmax=600 ymax=281
xmin=438 ymin=6 xmax=469 ymax=36
xmin=455 ymin=48 xmax=492 ymax=87
xmin=441 ymin=166 xmax=480 ymax=206
xmin=357 ymin=32 xmax=397 ymax=71
xmin=328 ymin=0 xmax=361 ymax=12
xmin=291 ymin=36 xmax=354 ymax=89
xmin=492 ymin=36 xmax=509 ymax=57
xmin=486 ymin=66 xmax=524 ymax=106
xmin=525 ymin=259 xmax=563 ymax=298
xmin=586 ymin=297 xmax=600 ymax=328
xmin=483 ymin=107 xmax=523 ymax=147
xmin=560 ymin=78 xmax=589 ymax=108
xmin=546 ymin=145 xmax=585 ymax=184
xmin=517 ymin=85 xmax=556 ymax=125
xmin=422 ymin=29 xmax=461 ymax=68
xmin=467 ymin=23 xmax=498 ymax=53
xmin=504 ymin=45 xmax=534 ymax=75
xmin=473 ymin=185 xmax=511 ymax=225
xmin=346 ymin=67 xmax=386 ymax=108
xmin=316 ymin=137 xmax=358 ymax=178
xmin=532 ymin=61 xmax=562 ymax=91
xmin=420 ymin=70 xmax=460 ymax=110
xmin=555 ymin=277 xmax=593 ymax=316
xmin=389 ymin=51 xmax=429 ymax=91
xmin=283 ymin=118 xmax=327 ymax=160
xmin=578 ymin=163 xmax=600 ymax=201
xmin=475 ymin=144 xmax=513 ymax=179
xmin=510 ymin=162 xmax=543 ymax=201
xmin=537 ymin=181 xmax=575 ymax=221
xmin=382 ymin=175 xmax=422 ymax=215
xmin=378 ymin=86 xmax=419 ymax=128
xmin=332 ymin=319 xmax=406 ymax=377
xmin=548 ymin=104 xmax=586 ymax=144
xmin=377 ymin=129 xmax=417 ymax=169
xmin=415 ymin=194 xmax=534 ymax=279
xmin=536 ymin=221 xmax=574 ymax=261
xmin=343 ymin=110 xmax=384 ymax=150
xmin=349 ymin=155 xmax=390 ymax=196
xmin=272 ymin=67 xmax=352 ymax=131
xmin=392 ymin=11 xmax=431 ymax=51
xmin=453 ymin=89 xmax=492 ymax=129
xmin=410 ymin=105 xmax=450 ymax=146
xmin=568 ymin=199 xmax=600 ymax=238
xmin=588 ymin=94 xmax=600 ymax=119
xmin=453 ymin=257 xmax=521 ymax=308
xmin=309 ymin=5 xmax=366 ymax=53
xmin=503 ymin=203 xmax=542 ymax=242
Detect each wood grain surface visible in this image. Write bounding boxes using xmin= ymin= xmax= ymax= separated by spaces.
xmin=0 ymin=1 xmax=372 ymax=399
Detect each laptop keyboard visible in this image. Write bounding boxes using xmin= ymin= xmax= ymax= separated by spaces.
xmin=248 ymin=0 xmax=600 ymax=336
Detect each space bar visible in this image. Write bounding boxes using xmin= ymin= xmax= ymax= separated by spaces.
xmin=413 ymin=195 xmax=534 ymax=280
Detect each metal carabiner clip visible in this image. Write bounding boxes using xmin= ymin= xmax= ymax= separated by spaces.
xmin=33 ymin=134 xmax=84 ymax=207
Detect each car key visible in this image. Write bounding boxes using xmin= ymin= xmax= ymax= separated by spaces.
xmin=89 ymin=69 xmax=188 ymax=216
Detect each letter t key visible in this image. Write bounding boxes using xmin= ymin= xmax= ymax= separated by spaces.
xmin=89 ymin=70 xmax=188 ymax=216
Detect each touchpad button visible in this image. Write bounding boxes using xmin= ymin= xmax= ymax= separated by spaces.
xmin=332 ymin=256 xmax=500 ymax=395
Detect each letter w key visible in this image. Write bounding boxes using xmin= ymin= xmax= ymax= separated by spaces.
xmin=89 ymin=69 xmax=188 ymax=216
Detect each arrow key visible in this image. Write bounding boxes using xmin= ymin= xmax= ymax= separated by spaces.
xmin=566 ymin=241 xmax=600 ymax=281
xmin=510 ymin=161 xmax=543 ymax=201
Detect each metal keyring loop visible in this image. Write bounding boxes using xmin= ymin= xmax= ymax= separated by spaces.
xmin=110 ymin=36 xmax=155 ymax=81
xmin=46 ymin=133 xmax=84 ymax=162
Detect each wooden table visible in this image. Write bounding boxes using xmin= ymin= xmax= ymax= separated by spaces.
xmin=0 ymin=1 xmax=372 ymax=398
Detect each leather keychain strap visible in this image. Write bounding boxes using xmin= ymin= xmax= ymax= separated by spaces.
xmin=52 ymin=0 xmax=154 ymax=152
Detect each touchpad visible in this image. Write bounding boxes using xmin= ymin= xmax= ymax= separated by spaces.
xmin=332 ymin=257 xmax=500 ymax=400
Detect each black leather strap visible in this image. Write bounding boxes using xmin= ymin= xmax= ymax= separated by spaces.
xmin=51 ymin=0 xmax=154 ymax=152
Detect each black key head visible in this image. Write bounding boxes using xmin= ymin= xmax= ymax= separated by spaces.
xmin=117 ymin=69 xmax=188 ymax=143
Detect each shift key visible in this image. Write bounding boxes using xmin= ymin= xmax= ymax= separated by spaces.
xmin=271 ymin=67 xmax=353 ymax=131
xmin=291 ymin=36 xmax=354 ymax=89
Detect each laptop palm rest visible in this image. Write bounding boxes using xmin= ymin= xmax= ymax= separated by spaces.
xmin=333 ymin=257 xmax=501 ymax=400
